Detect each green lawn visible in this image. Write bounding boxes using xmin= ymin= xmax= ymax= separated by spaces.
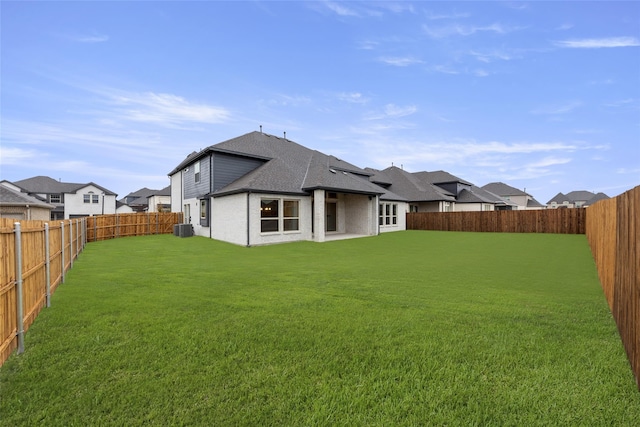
xmin=1 ymin=231 xmax=638 ymax=425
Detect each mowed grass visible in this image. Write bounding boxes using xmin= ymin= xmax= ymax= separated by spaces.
xmin=1 ymin=231 xmax=638 ymax=425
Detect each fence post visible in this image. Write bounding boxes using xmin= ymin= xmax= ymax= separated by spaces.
xmin=61 ymin=221 xmax=65 ymax=284
xmin=94 ymin=217 xmax=98 ymax=242
xmin=45 ymin=223 xmax=51 ymax=308
xmin=70 ymin=220 xmax=74 ymax=268
xmin=14 ymin=222 xmax=24 ymax=354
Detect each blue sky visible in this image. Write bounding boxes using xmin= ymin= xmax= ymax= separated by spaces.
xmin=1 ymin=1 xmax=638 ymax=203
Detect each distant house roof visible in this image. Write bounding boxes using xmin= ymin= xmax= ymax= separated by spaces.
xmin=14 ymin=176 xmax=116 ymax=196
xmin=546 ymin=190 xmax=609 ymax=205
xmin=415 ymin=170 xmax=473 ymax=186
xmin=547 ymin=192 xmax=568 ymax=204
xmin=0 ymin=184 xmax=55 ymax=209
xmin=374 ymin=166 xmax=456 ymax=202
xmin=456 ymin=185 xmax=506 ymax=204
xmin=481 ymin=182 xmax=529 ymax=197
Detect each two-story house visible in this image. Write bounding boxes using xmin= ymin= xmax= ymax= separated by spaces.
xmin=547 ymin=191 xmax=609 ymax=209
xmin=9 ymin=176 xmax=117 ymax=219
xmin=168 ymin=131 xmax=407 ymax=246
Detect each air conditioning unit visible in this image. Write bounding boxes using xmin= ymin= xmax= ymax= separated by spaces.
xmin=174 ymin=223 xmax=193 ymax=237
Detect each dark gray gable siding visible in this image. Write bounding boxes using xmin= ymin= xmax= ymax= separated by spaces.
xmin=213 ymin=153 xmax=265 ymax=192
xmin=184 ymin=156 xmax=212 ymax=199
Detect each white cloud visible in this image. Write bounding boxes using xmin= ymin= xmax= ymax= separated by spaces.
xmin=0 ymin=147 xmax=38 ymax=164
xmin=469 ymin=49 xmax=515 ymax=63
xmin=425 ymin=11 xmax=471 ymax=20
xmin=109 ymin=92 xmax=231 ymax=125
xmin=555 ymin=37 xmax=640 ymax=48
xmin=323 ymin=1 xmax=359 ymax=17
xmin=384 ymin=104 xmax=417 ymax=118
xmin=531 ymin=101 xmax=582 ymax=115
xmin=66 ymin=33 xmax=109 ymax=43
xmin=337 ymin=92 xmax=369 ymax=104
xmin=378 ymin=56 xmax=424 ymax=66
xmin=423 ymin=22 xmax=517 ymax=38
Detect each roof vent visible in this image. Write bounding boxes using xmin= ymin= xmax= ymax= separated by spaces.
xmin=329 ymin=168 xmax=337 ymax=174
xmin=283 ymin=131 xmax=287 ymax=140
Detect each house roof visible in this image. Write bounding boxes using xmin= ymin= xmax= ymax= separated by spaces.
xmin=415 ymin=170 xmax=473 ymax=186
xmin=584 ymin=192 xmax=610 ymax=206
xmin=0 ymin=185 xmax=55 ymax=209
xmin=546 ymin=190 xmax=609 ymax=205
xmin=547 ymin=192 xmax=568 ymax=204
xmin=172 ymin=131 xmax=388 ymax=198
xmin=14 ymin=176 xmax=116 ymax=196
xmin=565 ymin=190 xmax=598 ymax=202
xmin=481 ymin=182 xmax=529 ymax=197
xmin=456 ymin=185 xmax=506 ymax=204
xmin=377 ymin=166 xmax=456 ymax=202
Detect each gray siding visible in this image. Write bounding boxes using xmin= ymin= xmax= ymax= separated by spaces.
xmin=213 ymin=154 xmax=264 ymax=192
xmin=184 ymin=157 xmax=212 ymax=199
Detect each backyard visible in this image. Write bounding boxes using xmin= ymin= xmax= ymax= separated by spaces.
xmin=1 ymin=230 xmax=638 ymax=425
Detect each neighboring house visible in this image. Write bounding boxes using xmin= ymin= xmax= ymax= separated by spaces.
xmin=547 ymin=191 xmax=610 ymax=209
xmin=10 ymin=176 xmax=117 ymax=219
xmin=147 ymin=186 xmax=171 ymax=212
xmin=168 ymin=131 xmax=407 ymax=246
xmin=482 ymin=182 xmax=545 ymax=210
xmin=366 ymin=166 xmax=506 ymax=212
xmin=0 ymin=181 xmax=54 ymax=220
xmin=119 ymin=186 xmax=171 ymax=213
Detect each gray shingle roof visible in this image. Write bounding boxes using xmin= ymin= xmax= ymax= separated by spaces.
xmin=456 ymin=185 xmax=505 ymax=204
xmin=378 ymin=166 xmax=456 ymax=202
xmin=481 ymin=182 xmax=529 ymax=197
xmin=181 ymin=131 xmax=385 ymax=197
xmin=14 ymin=176 xmax=116 ymax=196
xmin=415 ymin=170 xmax=473 ymax=186
xmin=0 ymin=185 xmax=55 ymax=208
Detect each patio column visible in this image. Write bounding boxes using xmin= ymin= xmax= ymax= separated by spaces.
xmin=313 ymin=189 xmax=325 ymax=242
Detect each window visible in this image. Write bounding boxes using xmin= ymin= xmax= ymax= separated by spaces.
xmin=83 ymin=194 xmax=90 ymax=204
xmin=283 ymin=200 xmax=299 ymax=231
xmin=92 ymin=194 xmax=99 ymax=204
xmin=50 ymin=194 xmax=61 ymax=203
xmin=379 ymin=203 xmax=398 ymax=226
xmin=194 ymin=161 xmax=201 ymax=183
xmin=200 ymin=199 xmax=209 ymax=227
xmin=261 ymin=199 xmax=279 ymax=232
xmin=260 ymin=198 xmax=300 ymax=233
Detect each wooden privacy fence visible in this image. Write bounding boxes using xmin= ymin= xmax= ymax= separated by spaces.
xmin=407 ymin=208 xmax=586 ymax=234
xmin=586 ymin=185 xmax=639 ymax=389
xmin=1 ymin=218 xmax=85 ymax=366
xmin=86 ymin=212 xmax=182 ymax=241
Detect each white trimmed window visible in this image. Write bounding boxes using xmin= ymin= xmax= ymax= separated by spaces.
xmin=261 ymin=199 xmax=279 ymax=232
xmin=283 ymin=200 xmax=299 ymax=231
xmin=92 ymin=194 xmax=99 ymax=204
xmin=194 ymin=161 xmax=201 ymax=183
xmin=261 ymin=198 xmax=300 ymax=233
xmin=379 ymin=203 xmax=398 ymax=226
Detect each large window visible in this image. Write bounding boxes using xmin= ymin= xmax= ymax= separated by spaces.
xmin=83 ymin=194 xmax=90 ymax=204
xmin=379 ymin=203 xmax=398 ymax=226
xmin=49 ymin=194 xmax=61 ymax=204
xmin=92 ymin=194 xmax=99 ymax=204
xmin=261 ymin=199 xmax=279 ymax=232
xmin=261 ymin=198 xmax=300 ymax=233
